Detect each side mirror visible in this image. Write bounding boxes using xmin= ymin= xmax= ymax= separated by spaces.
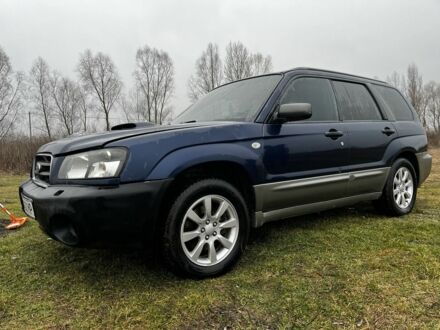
xmin=275 ymin=103 xmax=312 ymax=122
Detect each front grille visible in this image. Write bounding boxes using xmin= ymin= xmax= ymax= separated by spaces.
xmin=33 ymin=154 xmax=52 ymax=185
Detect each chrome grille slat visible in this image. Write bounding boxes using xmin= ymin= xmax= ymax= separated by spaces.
xmin=33 ymin=154 xmax=53 ymax=185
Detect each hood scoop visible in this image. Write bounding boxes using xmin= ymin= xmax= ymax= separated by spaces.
xmin=111 ymin=122 xmax=155 ymax=131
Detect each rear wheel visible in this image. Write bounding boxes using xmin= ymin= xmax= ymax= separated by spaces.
xmin=375 ymin=158 xmax=417 ymax=216
xmin=162 ymin=179 xmax=249 ymax=278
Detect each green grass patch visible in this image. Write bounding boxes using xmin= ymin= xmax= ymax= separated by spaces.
xmin=1 ymin=150 xmax=440 ymax=329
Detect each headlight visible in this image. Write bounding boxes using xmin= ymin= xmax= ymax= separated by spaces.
xmin=58 ymin=148 xmax=127 ymax=179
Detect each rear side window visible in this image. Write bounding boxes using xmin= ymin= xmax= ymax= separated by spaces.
xmin=373 ymin=85 xmax=414 ymax=121
xmin=333 ymin=81 xmax=382 ymax=121
xmin=280 ymin=77 xmax=338 ymax=121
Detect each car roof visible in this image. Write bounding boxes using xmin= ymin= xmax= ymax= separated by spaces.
xmin=280 ymin=67 xmax=389 ymax=86
xmin=213 ymin=67 xmax=389 ymax=91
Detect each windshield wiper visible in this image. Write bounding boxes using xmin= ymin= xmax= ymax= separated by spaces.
xmin=182 ymin=120 xmax=197 ymax=123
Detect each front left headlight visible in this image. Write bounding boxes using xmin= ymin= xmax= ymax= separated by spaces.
xmin=58 ymin=148 xmax=127 ymax=179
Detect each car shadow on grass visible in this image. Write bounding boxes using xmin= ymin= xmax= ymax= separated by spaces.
xmin=31 ymin=201 xmax=387 ymax=286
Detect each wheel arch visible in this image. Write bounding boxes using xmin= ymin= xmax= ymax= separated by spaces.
xmin=392 ymin=149 xmax=419 ymax=185
xmin=149 ymin=144 xmax=262 ymax=247
xmin=159 ymin=160 xmax=256 ymax=217
xmin=147 ymin=143 xmax=263 ymax=183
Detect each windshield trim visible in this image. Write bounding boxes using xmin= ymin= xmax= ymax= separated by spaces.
xmin=174 ymin=73 xmax=283 ymax=124
xmin=211 ymin=72 xmax=283 ymax=92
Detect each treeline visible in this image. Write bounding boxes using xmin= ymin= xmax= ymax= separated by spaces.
xmin=0 ymin=41 xmax=272 ymax=141
xmin=0 ymin=45 xmax=175 ymax=138
xmin=0 ymin=137 xmax=50 ymax=174
xmin=1 ymin=41 xmax=439 ymax=144
xmin=386 ymin=63 xmax=440 ymax=144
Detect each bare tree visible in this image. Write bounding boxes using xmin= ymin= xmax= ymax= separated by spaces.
xmin=134 ymin=45 xmax=174 ymax=124
xmin=224 ymin=41 xmax=272 ymax=83
xmin=188 ymin=43 xmax=223 ymax=102
xmin=223 ymin=41 xmax=252 ymax=82
xmin=0 ymin=46 xmax=24 ymax=139
xmin=77 ymin=50 xmax=122 ymax=131
xmin=29 ymin=57 xmax=53 ymax=138
xmin=432 ymin=84 xmax=440 ymax=134
xmin=120 ymin=86 xmax=148 ymax=122
xmin=78 ymin=87 xmax=93 ymax=132
xmin=120 ymin=92 xmax=135 ymax=123
xmin=405 ymin=63 xmax=428 ymax=127
xmin=250 ymin=53 xmax=272 ymax=76
xmin=51 ymin=72 xmax=82 ymax=136
xmin=386 ymin=71 xmax=406 ymax=93
xmin=425 ymin=81 xmax=440 ymax=133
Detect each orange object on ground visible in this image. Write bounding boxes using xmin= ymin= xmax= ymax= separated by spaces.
xmin=0 ymin=203 xmax=28 ymax=230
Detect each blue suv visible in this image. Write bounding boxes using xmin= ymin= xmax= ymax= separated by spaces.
xmin=20 ymin=68 xmax=432 ymax=277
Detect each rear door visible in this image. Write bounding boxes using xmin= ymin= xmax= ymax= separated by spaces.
xmin=261 ymin=77 xmax=350 ymax=212
xmin=332 ymin=80 xmax=396 ymax=196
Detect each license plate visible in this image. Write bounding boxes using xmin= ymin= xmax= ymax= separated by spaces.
xmin=21 ymin=194 xmax=35 ymax=218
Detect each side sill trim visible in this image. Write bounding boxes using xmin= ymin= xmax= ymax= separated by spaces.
xmin=253 ymin=167 xmax=389 ymax=214
xmin=272 ymin=173 xmax=349 ymax=191
xmin=253 ymin=192 xmax=382 ymax=228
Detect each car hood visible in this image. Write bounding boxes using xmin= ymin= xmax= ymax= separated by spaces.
xmin=38 ymin=122 xmax=229 ymax=156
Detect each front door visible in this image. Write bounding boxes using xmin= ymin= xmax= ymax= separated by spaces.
xmin=261 ymin=77 xmax=350 ymax=213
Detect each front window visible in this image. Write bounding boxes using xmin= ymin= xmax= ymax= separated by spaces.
xmin=280 ymin=77 xmax=339 ymax=121
xmin=174 ymin=75 xmax=282 ymax=123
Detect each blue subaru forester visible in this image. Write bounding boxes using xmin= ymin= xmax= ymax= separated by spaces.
xmin=20 ymin=68 xmax=432 ymax=277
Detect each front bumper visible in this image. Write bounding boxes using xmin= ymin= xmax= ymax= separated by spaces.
xmin=19 ymin=178 xmax=172 ymax=247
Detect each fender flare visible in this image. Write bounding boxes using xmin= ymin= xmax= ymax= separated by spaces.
xmin=147 ymin=143 xmax=264 ymax=184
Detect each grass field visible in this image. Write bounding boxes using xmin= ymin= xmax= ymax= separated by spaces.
xmin=1 ymin=150 xmax=439 ymax=329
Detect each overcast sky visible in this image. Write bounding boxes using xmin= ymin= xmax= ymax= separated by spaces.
xmin=1 ymin=0 xmax=440 ymax=118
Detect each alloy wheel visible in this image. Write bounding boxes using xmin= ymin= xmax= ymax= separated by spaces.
xmin=393 ymin=167 xmax=414 ymax=209
xmin=180 ymin=194 xmax=239 ymax=266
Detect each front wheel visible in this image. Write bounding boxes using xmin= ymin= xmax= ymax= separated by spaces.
xmin=162 ymin=179 xmax=249 ymax=278
xmin=375 ymin=158 xmax=417 ymax=216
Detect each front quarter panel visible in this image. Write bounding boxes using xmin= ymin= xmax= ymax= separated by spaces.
xmin=107 ymin=123 xmax=264 ymax=183
xmin=147 ymin=142 xmax=265 ymax=184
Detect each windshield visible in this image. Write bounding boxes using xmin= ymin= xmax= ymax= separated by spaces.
xmin=174 ymin=74 xmax=282 ymax=123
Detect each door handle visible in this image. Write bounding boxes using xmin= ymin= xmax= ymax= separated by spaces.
xmin=382 ymin=127 xmax=396 ymax=136
xmin=325 ymin=129 xmax=344 ymax=140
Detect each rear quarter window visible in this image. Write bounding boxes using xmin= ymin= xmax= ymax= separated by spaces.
xmin=373 ymin=85 xmax=414 ymax=121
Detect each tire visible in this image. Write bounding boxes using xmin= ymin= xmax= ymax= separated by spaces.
xmin=162 ymin=179 xmax=250 ymax=278
xmin=375 ymin=158 xmax=417 ymax=216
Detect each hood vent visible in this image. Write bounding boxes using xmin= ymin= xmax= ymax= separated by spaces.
xmin=111 ymin=122 xmax=155 ymax=131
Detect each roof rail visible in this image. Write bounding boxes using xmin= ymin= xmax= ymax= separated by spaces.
xmin=284 ymin=67 xmax=388 ymax=84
